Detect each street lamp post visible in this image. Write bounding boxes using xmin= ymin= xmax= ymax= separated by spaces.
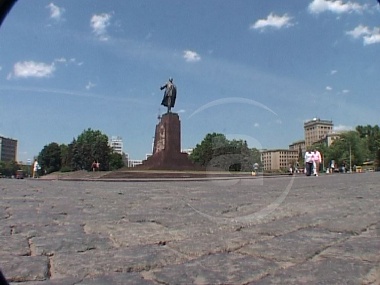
xmin=349 ymin=143 xmax=352 ymax=173
xmin=342 ymin=138 xmax=353 ymax=174
xmin=27 ymin=159 xmax=31 ymax=178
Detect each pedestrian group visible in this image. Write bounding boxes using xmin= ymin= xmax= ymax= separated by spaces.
xmin=304 ymin=148 xmax=322 ymax=176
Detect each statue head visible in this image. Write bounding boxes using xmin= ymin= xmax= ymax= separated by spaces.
xmin=169 ymin=77 xmax=173 ymax=83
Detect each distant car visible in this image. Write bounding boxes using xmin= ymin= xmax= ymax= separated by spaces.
xmin=15 ymin=170 xmax=24 ymax=179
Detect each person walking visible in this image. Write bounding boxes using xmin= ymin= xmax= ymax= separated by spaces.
xmin=91 ymin=160 xmax=97 ymax=172
xmin=313 ymin=148 xmax=322 ymax=176
xmin=304 ymin=149 xmax=314 ymax=176
xmin=330 ymin=160 xmax=335 ymax=173
xmin=32 ymin=159 xmax=40 ymax=178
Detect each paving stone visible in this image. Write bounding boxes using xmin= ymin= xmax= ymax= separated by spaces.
xmin=0 ymin=235 xmax=30 ymax=256
xmin=168 ymin=230 xmax=260 ymax=258
xmin=8 ymin=273 xmax=156 ymax=285
xmin=252 ymin=258 xmax=374 ymax=285
xmin=0 ymin=226 xmax=11 ymax=236
xmin=75 ymin=272 xmax=156 ymax=285
xmin=317 ymin=235 xmax=380 ymax=263
xmin=12 ymin=224 xmax=85 ymax=239
xmin=51 ymin=245 xmax=186 ymax=279
xmin=9 ymin=277 xmax=81 ymax=285
xmin=2 ymin=256 xmax=49 ymax=282
xmin=30 ymin=234 xmax=113 ymax=256
xmin=151 ymin=252 xmax=278 ymax=285
xmin=238 ymin=228 xmax=350 ymax=263
xmin=84 ymin=221 xmax=187 ymax=247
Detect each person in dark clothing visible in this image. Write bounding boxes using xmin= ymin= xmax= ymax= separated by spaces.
xmin=304 ymin=149 xmax=314 ymax=176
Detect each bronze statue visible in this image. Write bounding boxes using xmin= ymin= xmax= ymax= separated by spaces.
xmin=160 ymin=77 xmax=177 ymax=113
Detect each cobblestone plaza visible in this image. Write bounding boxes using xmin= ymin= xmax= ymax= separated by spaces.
xmin=1 ymin=172 xmax=379 ymax=284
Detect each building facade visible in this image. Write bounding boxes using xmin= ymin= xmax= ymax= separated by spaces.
xmin=304 ymin=118 xmax=333 ymax=147
xmin=128 ymin=159 xmax=143 ymax=167
xmin=109 ymin=136 xmax=123 ymax=155
xmin=0 ymin=136 xmax=17 ymax=162
xmin=289 ymin=140 xmax=305 ymax=155
xmin=317 ymin=132 xmax=341 ymax=147
xmin=261 ymin=149 xmax=299 ymax=171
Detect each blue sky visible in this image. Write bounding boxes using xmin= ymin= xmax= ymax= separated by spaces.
xmin=0 ymin=0 xmax=379 ymax=162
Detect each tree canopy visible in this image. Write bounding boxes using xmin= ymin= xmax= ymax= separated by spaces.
xmin=35 ymin=128 xmax=124 ymax=173
xmin=29 ymin=124 xmax=379 ymax=176
xmin=69 ymin=128 xmax=112 ymax=171
xmin=0 ymin=160 xmax=19 ymax=177
xmin=314 ymin=125 xmax=380 ymax=170
xmin=39 ymin=142 xmax=62 ymax=174
xmin=189 ymin=133 xmax=260 ymax=172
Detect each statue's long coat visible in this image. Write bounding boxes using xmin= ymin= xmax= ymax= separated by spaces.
xmin=161 ymin=83 xmax=177 ymax=108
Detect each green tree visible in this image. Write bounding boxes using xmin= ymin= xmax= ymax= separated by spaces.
xmin=328 ymin=131 xmax=367 ymax=169
xmin=190 ymin=133 xmax=228 ymax=167
xmin=0 ymin=160 xmax=20 ymax=177
xmin=38 ymin=142 xmax=62 ymax=174
xmin=59 ymin=144 xmax=70 ymax=171
xmin=70 ymin=129 xmax=111 ymax=171
xmin=356 ymin=124 xmax=380 ymax=162
xmin=298 ymin=145 xmax=304 ymax=166
xmin=189 ymin=133 xmax=258 ymax=172
xmin=376 ymin=148 xmax=380 ymax=169
xmin=250 ymin=147 xmax=262 ymax=167
xmin=109 ymin=152 xmax=125 ymax=170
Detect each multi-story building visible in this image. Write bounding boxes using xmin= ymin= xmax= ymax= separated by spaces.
xmin=0 ymin=136 xmax=17 ymax=161
xmin=304 ymin=118 xmax=333 ymax=147
xmin=182 ymin=148 xmax=193 ymax=155
xmin=128 ymin=159 xmax=143 ymax=168
xmin=317 ymin=132 xmax=341 ymax=147
xmin=261 ymin=149 xmax=299 ymax=171
xmin=289 ymin=140 xmax=305 ymax=155
xmin=109 ymin=136 xmax=123 ymax=155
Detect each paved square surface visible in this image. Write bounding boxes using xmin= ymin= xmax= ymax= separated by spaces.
xmin=1 ymin=172 xmax=379 ymax=284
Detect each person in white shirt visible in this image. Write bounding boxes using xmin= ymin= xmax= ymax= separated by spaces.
xmin=313 ymin=148 xmax=322 ymax=176
xmin=304 ymin=149 xmax=314 ymax=176
xmin=33 ymin=159 xmax=40 ymax=178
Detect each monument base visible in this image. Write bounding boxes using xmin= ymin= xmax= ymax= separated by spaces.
xmin=138 ymin=112 xmax=199 ymax=171
xmin=138 ymin=151 xmax=197 ymax=171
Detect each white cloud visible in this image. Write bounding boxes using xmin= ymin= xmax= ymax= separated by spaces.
xmin=54 ymin=57 xmax=83 ymax=66
xmin=330 ymin=70 xmax=338 ymax=75
xmin=46 ymin=3 xmax=65 ymax=21
xmin=326 ymin=86 xmax=333 ymax=91
xmin=308 ymin=0 xmax=365 ymax=14
xmin=363 ymin=29 xmax=380 ymax=45
xmin=251 ymin=13 xmax=294 ymax=31
xmin=342 ymin=89 xmax=350 ymax=93
xmin=347 ymin=25 xmax=380 ymax=45
xmin=183 ymin=50 xmax=201 ymax=62
xmin=254 ymin=122 xmax=260 ymax=128
xmin=10 ymin=61 xmax=55 ymax=79
xmin=91 ymin=13 xmax=112 ymax=41
xmin=85 ymin=81 xmax=96 ymax=90
xmin=54 ymin=57 xmax=67 ymax=63
xmin=346 ymin=24 xmax=370 ymax=38
xmin=333 ymin=124 xmax=353 ymax=132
